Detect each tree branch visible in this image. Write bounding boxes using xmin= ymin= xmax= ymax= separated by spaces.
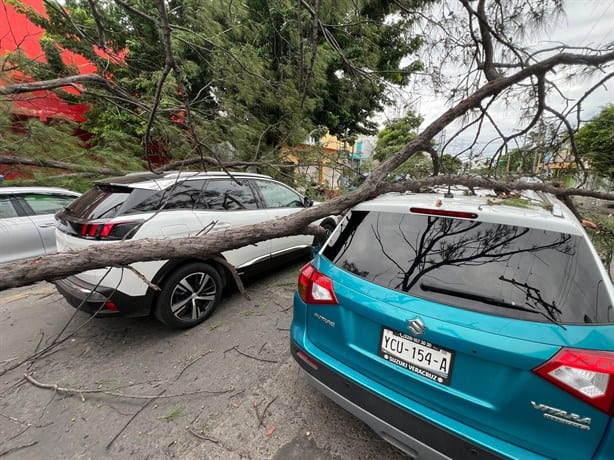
xmin=0 ymin=155 xmax=126 ymax=175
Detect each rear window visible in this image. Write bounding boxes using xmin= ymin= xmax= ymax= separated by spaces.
xmin=64 ymin=186 xmax=155 ymax=220
xmin=62 ymin=180 xmax=207 ymax=220
xmin=323 ymin=210 xmax=612 ymax=325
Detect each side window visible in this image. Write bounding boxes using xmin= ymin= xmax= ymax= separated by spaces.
xmin=0 ymin=196 xmax=19 ymax=218
xmin=130 ymin=180 xmax=206 ymax=213
xmin=21 ymin=193 xmax=77 ymax=215
xmin=200 ymin=180 xmax=258 ymax=210
xmin=164 ymin=180 xmax=206 ymax=210
xmin=256 ymin=180 xmax=304 ymax=208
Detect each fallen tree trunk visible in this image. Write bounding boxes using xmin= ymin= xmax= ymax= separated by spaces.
xmin=0 ymin=176 xmax=612 ymax=291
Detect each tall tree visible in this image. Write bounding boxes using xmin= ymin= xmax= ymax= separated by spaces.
xmin=2 ymin=0 xmax=429 ymax=174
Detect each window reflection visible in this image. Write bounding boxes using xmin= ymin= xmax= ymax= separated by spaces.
xmin=200 ymin=180 xmax=257 ymax=210
xmin=324 ymin=211 xmax=609 ymax=324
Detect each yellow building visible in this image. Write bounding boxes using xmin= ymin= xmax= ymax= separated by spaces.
xmin=283 ymin=133 xmax=359 ymax=194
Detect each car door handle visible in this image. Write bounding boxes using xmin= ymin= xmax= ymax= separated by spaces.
xmin=38 ymin=223 xmax=57 ymax=228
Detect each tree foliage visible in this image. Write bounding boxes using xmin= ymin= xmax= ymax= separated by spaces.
xmin=373 ymin=112 xmax=430 ymax=178
xmin=496 ymin=148 xmax=535 ymax=175
xmin=440 ymin=154 xmax=462 ymax=174
xmin=1 ymin=0 xmax=430 ymax=174
xmin=575 ymin=105 xmax=614 ymax=181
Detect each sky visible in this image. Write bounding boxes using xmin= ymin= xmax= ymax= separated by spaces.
xmin=382 ymin=0 xmax=614 ymax=160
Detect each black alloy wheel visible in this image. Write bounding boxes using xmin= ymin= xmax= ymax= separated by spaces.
xmin=154 ymin=262 xmax=222 ymax=328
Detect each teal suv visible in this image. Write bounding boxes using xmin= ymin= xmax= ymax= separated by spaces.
xmin=291 ymin=190 xmax=614 ymax=459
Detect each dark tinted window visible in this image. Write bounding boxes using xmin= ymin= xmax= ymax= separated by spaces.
xmin=323 ymin=210 xmax=612 ymax=324
xmin=63 ymin=180 xmax=208 ymax=220
xmin=199 ymin=180 xmax=258 ymax=210
xmin=64 ymin=186 xmax=154 ymax=219
xmin=132 ymin=180 xmax=206 ymax=212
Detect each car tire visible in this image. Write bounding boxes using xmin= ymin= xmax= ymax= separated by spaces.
xmin=154 ymin=262 xmax=222 ymax=328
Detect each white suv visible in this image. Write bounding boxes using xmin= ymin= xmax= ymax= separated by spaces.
xmin=54 ymin=171 xmax=338 ymax=328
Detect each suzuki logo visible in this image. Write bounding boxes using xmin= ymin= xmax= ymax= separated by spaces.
xmin=407 ymin=318 xmax=426 ymax=335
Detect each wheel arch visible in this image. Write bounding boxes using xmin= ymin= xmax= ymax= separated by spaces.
xmin=145 ymin=256 xmax=232 ymax=314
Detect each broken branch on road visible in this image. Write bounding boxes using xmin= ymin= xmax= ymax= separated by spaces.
xmin=254 ymin=395 xmax=279 ymax=427
xmin=187 ymin=427 xmax=220 ymax=444
xmin=24 ymin=373 xmax=234 ymax=401
xmin=224 ymin=346 xmax=279 ymax=364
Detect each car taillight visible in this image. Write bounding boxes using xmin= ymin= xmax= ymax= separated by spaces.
xmin=78 ymin=221 xmax=142 ymax=240
xmin=533 ymin=348 xmax=614 ymax=415
xmin=409 ymin=207 xmax=478 ymax=219
xmin=297 ymin=263 xmax=338 ymax=305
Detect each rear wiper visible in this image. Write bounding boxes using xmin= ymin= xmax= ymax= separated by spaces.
xmin=420 ymin=282 xmax=566 ymax=330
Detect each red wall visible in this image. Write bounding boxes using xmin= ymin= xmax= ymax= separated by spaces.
xmin=0 ymin=0 xmax=96 ymax=122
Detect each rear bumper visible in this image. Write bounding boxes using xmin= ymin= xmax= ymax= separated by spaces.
xmin=54 ymin=276 xmax=152 ymax=317
xmin=291 ymin=340 xmax=502 ymax=460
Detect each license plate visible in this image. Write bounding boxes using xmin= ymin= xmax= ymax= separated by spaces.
xmin=379 ymin=328 xmax=454 ymax=385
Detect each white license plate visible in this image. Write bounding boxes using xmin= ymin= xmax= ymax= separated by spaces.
xmin=379 ymin=328 xmax=454 ymax=385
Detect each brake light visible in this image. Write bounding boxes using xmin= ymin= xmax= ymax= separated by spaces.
xmin=78 ymin=221 xmax=142 ymax=240
xmin=297 ymin=263 xmax=338 ymax=305
xmin=533 ymin=348 xmax=614 ymax=415
xmin=100 ymin=223 xmax=116 ymax=238
xmin=410 ymin=207 xmax=478 ymax=219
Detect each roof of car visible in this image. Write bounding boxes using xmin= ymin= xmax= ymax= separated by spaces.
xmin=98 ymin=171 xmax=274 ymax=190
xmin=0 ymin=186 xmax=80 ymax=195
xmin=354 ymin=190 xmax=585 ymax=235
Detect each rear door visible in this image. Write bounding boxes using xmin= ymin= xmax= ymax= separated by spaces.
xmin=309 ymin=209 xmax=613 ymax=459
xmin=18 ymin=192 xmax=79 ymax=253
xmin=195 ymin=178 xmax=271 ymax=269
xmin=0 ymin=194 xmax=46 ymax=262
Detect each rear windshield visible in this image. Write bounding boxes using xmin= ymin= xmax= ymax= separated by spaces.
xmin=62 ymin=181 xmax=206 ymax=220
xmin=63 ymin=186 xmax=158 ymax=220
xmin=323 ymin=210 xmax=612 ymax=325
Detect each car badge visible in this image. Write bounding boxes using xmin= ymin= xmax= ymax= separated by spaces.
xmin=407 ymin=318 xmax=426 ymax=335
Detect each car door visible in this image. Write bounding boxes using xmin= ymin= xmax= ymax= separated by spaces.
xmin=18 ymin=192 xmax=80 ymax=254
xmin=195 ymin=179 xmax=272 ymax=270
xmin=0 ymin=195 xmax=47 ymax=263
xmin=252 ymin=178 xmax=312 ymax=257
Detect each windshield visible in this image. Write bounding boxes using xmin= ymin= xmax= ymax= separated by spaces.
xmin=322 ymin=210 xmax=612 ymax=324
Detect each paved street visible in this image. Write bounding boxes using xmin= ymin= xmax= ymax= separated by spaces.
xmin=0 ymin=260 xmax=407 ymax=459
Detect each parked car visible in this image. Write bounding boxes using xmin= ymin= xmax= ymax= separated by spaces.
xmin=54 ymin=171 xmax=339 ymax=328
xmin=0 ymin=186 xmax=80 ymax=263
xmin=291 ymin=190 xmax=614 ymax=460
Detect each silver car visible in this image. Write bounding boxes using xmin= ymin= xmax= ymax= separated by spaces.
xmin=0 ymin=186 xmax=80 ymax=263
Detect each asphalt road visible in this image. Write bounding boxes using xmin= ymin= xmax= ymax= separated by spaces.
xmin=0 ymin=259 xmax=407 ymax=460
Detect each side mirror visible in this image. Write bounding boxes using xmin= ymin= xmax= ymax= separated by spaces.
xmin=303 ymin=196 xmax=314 ymax=207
